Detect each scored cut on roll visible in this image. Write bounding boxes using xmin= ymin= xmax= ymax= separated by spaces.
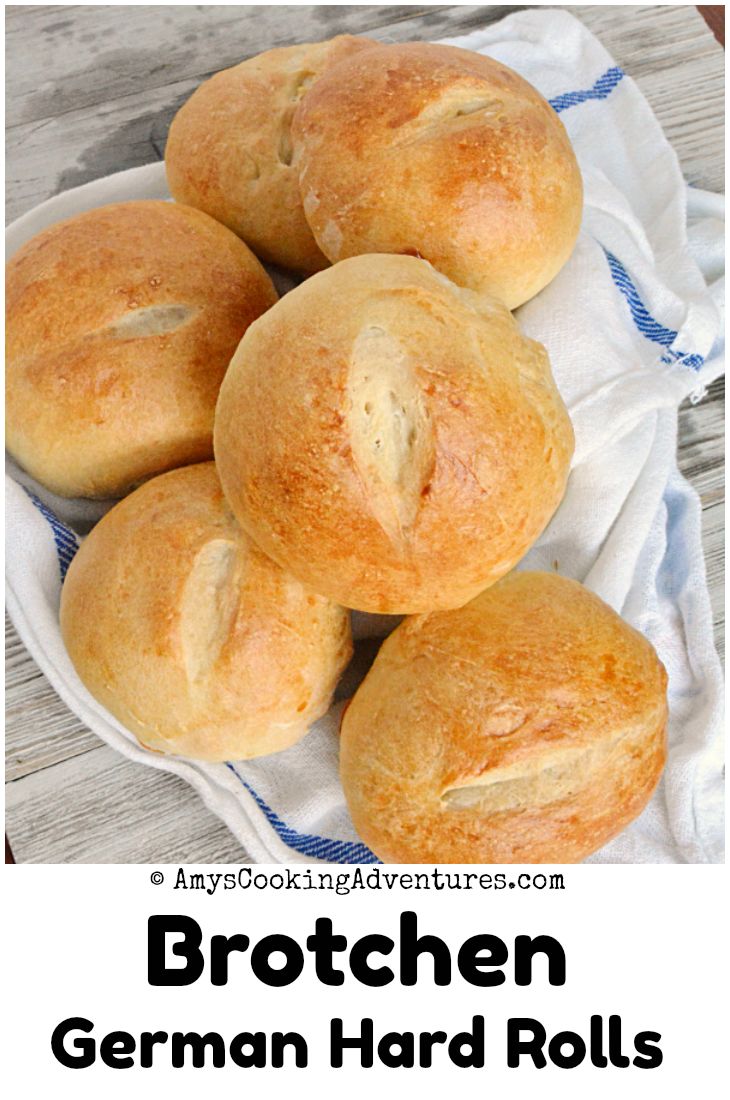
xmin=165 ymin=34 xmax=375 ymax=273
xmin=6 ymin=200 xmax=277 ymax=499
xmin=60 ymin=463 xmax=353 ymax=762
xmin=292 ymin=41 xmax=583 ymax=308
xmin=214 ymin=253 xmax=574 ymax=614
xmin=340 ymin=571 xmax=668 ymax=864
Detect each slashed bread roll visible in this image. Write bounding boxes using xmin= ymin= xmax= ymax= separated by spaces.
xmin=292 ymin=41 xmax=583 ymax=308
xmin=214 ymin=254 xmax=574 ymax=614
xmin=166 ymin=35 xmax=375 ymax=273
xmin=340 ymin=572 xmax=668 ymax=864
xmin=6 ymin=201 xmax=277 ymax=499
xmin=60 ymin=463 xmax=352 ymax=762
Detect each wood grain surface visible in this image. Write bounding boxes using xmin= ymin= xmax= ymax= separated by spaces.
xmin=5 ymin=4 xmax=725 ymax=864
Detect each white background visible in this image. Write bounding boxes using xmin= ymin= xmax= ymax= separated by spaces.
xmin=4 ymin=864 xmax=726 ymax=1096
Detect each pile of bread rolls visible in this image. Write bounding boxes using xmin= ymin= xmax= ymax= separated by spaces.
xmin=6 ymin=36 xmax=668 ymax=864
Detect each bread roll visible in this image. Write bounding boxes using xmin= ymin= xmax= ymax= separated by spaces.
xmin=60 ymin=463 xmax=352 ymax=761
xmin=292 ymin=42 xmax=583 ymax=308
xmin=166 ymin=35 xmax=375 ymax=273
xmin=340 ymin=572 xmax=668 ymax=864
xmin=6 ymin=201 xmax=276 ymax=499
xmin=214 ymin=254 xmax=574 ymax=614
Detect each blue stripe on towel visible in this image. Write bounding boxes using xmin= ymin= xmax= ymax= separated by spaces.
xmin=602 ymin=247 xmax=704 ymax=371
xmin=549 ymin=66 xmax=625 ymax=113
xmin=25 ymin=490 xmax=79 ymax=579
xmin=548 ymin=67 xmax=702 ymax=370
xmin=226 ymin=763 xmax=380 ymax=864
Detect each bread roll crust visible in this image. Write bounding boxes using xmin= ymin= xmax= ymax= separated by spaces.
xmin=166 ymin=35 xmax=375 ymax=273
xmin=60 ymin=463 xmax=352 ymax=761
xmin=6 ymin=200 xmax=277 ymax=499
xmin=293 ymin=41 xmax=583 ymax=308
xmin=214 ymin=254 xmax=574 ymax=614
xmin=340 ymin=572 xmax=668 ymax=863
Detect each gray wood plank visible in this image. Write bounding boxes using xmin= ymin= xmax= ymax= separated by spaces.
xmin=5 ymin=3 xmax=724 ymax=863
xmin=5 ymin=5 xmax=508 ymax=127
xmin=5 ymin=614 xmax=99 ymax=782
xmin=677 ymin=378 xmax=725 ymax=660
xmin=5 ymin=744 xmax=250 ymax=863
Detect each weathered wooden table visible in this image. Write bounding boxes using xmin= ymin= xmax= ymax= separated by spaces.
xmin=5 ymin=4 xmax=724 ymax=863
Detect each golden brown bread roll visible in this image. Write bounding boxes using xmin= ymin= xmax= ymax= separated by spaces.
xmin=165 ymin=35 xmax=375 ymax=273
xmin=340 ymin=571 xmax=668 ymax=864
xmin=214 ymin=254 xmax=574 ymax=614
xmin=60 ymin=463 xmax=352 ymax=761
xmin=292 ymin=41 xmax=583 ymax=308
xmin=6 ymin=200 xmax=277 ymax=499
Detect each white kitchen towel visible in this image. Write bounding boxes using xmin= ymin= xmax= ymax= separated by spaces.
xmin=5 ymin=9 xmax=725 ymax=864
